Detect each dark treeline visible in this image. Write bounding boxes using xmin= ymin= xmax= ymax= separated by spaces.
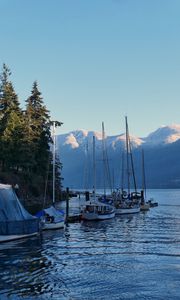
xmin=0 ymin=64 xmax=64 ymax=206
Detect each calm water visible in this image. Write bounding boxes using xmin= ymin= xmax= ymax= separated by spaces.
xmin=0 ymin=189 xmax=180 ymax=300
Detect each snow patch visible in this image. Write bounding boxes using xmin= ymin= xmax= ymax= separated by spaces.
xmin=145 ymin=124 xmax=180 ymax=145
xmin=93 ymin=131 xmax=103 ymax=140
xmin=64 ymin=134 xmax=79 ymax=149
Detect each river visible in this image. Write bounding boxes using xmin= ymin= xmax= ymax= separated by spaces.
xmin=0 ymin=189 xmax=180 ymax=300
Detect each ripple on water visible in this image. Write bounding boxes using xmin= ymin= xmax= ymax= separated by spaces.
xmin=0 ymin=193 xmax=180 ymax=299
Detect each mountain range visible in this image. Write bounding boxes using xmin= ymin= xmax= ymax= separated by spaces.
xmin=56 ymin=124 xmax=180 ymax=189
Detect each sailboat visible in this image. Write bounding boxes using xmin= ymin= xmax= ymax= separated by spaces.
xmin=114 ymin=117 xmax=141 ymax=215
xmin=36 ymin=121 xmax=64 ymax=230
xmin=97 ymin=122 xmax=114 ymax=206
xmin=81 ymin=135 xmax=115 ymax=221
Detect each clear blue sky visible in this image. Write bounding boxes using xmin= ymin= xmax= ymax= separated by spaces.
xmin=0 ymin=0 xmax=180 ymax=137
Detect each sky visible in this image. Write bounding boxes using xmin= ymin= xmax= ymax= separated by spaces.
xmin=0 ymin=0 xmax=180 ymax=137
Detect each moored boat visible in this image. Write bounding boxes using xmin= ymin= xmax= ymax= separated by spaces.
xmin=113 ymin=117 xmax=141 ymax=215
xmin=81 ymin=200 xmax=115 ymax=220
xmin=36 ymin=206 xmax=64 ymax=230
xmin=0 ymin=184 xmax=39 ymax=243
xmin=115 ymin=205 xmax=140 ymax=214
xmin=114 ymin=192 xmax=141 ymax=215
xmin=36 ymin=121 xmax=65 ymax=230
xmin=147 ymin=198 xmax=158 ymax=207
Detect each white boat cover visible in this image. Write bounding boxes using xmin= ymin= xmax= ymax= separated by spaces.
xmin=0 ymin=184 xmax=39 ymax=235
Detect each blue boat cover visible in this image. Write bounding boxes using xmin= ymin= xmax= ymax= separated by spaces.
xmin=0 ymin=184 xmax=39 ymax=235
xmin=35 ymin=206 xmax=64 ymax=223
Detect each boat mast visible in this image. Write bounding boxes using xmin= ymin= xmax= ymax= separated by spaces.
xmin=83 ymin=140 xmax=89 ymax=191
xmin=125 ymin=116 xmax=137 ymax=194
xmin=93 ymin=135 xmax=96 ymax=201
xmin=129 ymin=135 xmax=137 ymax=193
xmin=102 ymin=122 xmax=106 ymax=196
xmin=142 ymin=148 xmax=146 ymax=198
xmin=121 ymin=151 xmax=124 ymax=193
xmin=102 ymin=122 xmax=113 ymax=195
xmin=52 ymin=121 xmax=56 ymax=205
xmin=125 ymin=116 xmax=130 ymax=195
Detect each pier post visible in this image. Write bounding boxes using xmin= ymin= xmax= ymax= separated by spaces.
xmin=65 ymin=187 xmax=69 ymax=224
xmin=85 ymin=191 xmax=89 ymax=201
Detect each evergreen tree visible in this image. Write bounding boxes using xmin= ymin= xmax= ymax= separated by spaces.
xmin=0 ymin=65 xmax=64 ymax=202
xmin=0 ymin=64 xmax=24 ymax=172
xmin=24 ymin=81 xmax=52 ymax=174
xmin=23 ymin=81 xmax=63 ymax=198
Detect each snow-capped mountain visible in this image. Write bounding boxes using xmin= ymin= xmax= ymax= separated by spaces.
xmin=57 ymin=124 xmax=180 ymax=151
xmin=143 ymin=125 xmax=180 ymax=146
xmin=56 ymin=125 xmax=180 ymax=189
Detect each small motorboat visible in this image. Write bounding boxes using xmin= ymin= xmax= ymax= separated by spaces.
xmin=81 ymin=200 xmax=115 ymax=221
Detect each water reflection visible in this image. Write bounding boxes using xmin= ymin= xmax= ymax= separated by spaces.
xmin=0 ymin=235 xmax=47 ymax=297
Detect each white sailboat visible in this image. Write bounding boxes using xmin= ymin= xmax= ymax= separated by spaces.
xmin=37 ymin=121 xmax=64 ymax=230
xmin=97 ymin=122 xmax=114 ymax=205
xmin=81 ymin=135 xmax=115 ymax=221
xmin=114 ymin=117 xmax=141 ymax=215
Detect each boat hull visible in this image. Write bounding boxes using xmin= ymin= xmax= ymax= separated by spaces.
xmin=0 ymin=232 xmax=38 ymax=243
xmin=147 ymin=200 xmax=158 ymax=207
xmin=82 ymin=211 xmax=115 ymax=221
xmin=115 ymin=207 xmax=140 ymax=215
xmin=140 ymin=203 xmax=150 ymax=211
xmin=42 ymin=221 xmax=64 ymax=230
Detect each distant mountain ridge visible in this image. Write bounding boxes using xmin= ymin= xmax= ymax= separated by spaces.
xmin=143 ymin=124 xmax=180 ymax=146
xmin=57 ymin=125 xmax=180 ymax=189
xmin=58 ymin=124 xmax=180 ymax=149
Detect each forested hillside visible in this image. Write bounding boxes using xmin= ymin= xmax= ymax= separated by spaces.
xmin=0 ymin=64 xmax=63 ymax=205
